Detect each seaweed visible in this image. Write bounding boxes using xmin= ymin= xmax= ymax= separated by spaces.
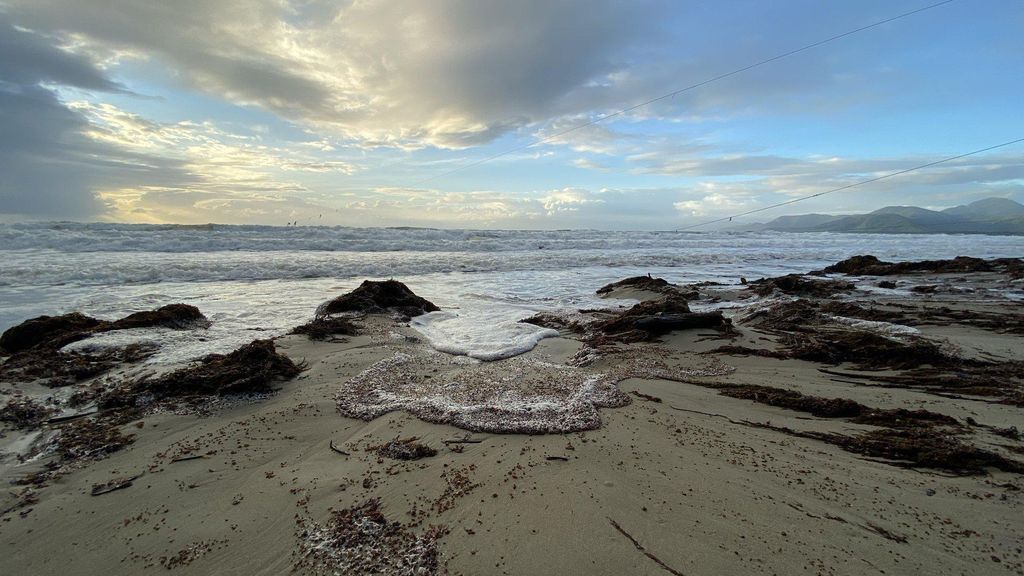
xmin=106 ymin=304 xmax=210 ymax=330
xmin=316 ymin=280 xmax=439 ymax=318
xmin=0 ymin=397 xmax=57 ymax=428
xmin=290 ymin=316 xmax=359 ymax=340
xmin=589 ymin=294 xmax=730 ymax=343
xmin=0 ymin=343 xmax=156 ymax=387
xmin=596 ymin=275 xmax=672 ymax=294
xmin=133 ymin=339 xmax=302 ymax=400
xmin=0 ymin=312 xmax=102 ymax=353
xmin=295 ymin=499 xmax=446 ymax=575
xmin=749 ymin=274 xmax=854 ymax=297
xmin=825 ymin=428 xmax=1024 ymax=475
xmin=374 ymin=437 xmax=438 ymax=460
xmin=819 ymin=254 xmax=1023 ymax=276
xmin=0 ymin=305 xmax=210 ymax=355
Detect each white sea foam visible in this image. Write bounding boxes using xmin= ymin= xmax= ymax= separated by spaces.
xmin=3 ymin=224 xmax=1023 ymax=366
xmin=410 ymin=310 xmax=558 ymax=361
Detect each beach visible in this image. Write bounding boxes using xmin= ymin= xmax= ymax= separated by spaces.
xmin=2 ymin=251 xmax=1023 ymax=575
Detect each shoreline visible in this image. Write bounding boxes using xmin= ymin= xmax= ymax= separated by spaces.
xmin=1 ymin=256 xmax=1023 ymax=575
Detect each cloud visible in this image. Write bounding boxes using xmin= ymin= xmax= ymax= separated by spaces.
xmin=0 ymin=18 xmax=192 ymax=218
xmin=4 ymin=0 xmax=671 ymax=149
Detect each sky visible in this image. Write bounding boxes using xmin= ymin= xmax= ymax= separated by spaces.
xmin=0 ymin=0 xmax=1022 ymax=230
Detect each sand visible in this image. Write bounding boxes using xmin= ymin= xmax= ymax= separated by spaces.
xmin=1 ymin=268 xmax=1023 ymax=575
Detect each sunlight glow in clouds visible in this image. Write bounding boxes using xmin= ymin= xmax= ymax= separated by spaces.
xmin=0 ymin=0 xmax=1021 ymax=228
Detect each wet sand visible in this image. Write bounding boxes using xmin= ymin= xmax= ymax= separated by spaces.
xmin=1 ymin=266 xmax=1023 ymax=575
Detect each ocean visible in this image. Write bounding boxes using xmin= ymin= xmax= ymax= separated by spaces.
xmin=2 ymin=222 xmax=1022 ymax=363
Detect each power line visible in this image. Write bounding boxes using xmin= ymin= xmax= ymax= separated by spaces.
xmin=676 ymin=137 xmax=1024 ymax=231
xmin=406 ymin=0 xmax=956 ymax=187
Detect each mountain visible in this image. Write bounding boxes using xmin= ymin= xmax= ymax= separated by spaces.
xmin=942 ymin=197 xmax=1024 ymax=220
xmin=753 ymin=197 xmax=1024 ymax=235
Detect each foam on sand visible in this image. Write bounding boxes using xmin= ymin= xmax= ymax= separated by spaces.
xmin=335 ymin=351 xmax=630 ymax=433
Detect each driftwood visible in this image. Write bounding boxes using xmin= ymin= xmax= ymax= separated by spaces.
xmin=442 ymin=437 xmax=484 ymax=445
xmin=329 ymin=440 xmax=350 ymax=456
xmin=45 ymin=411 xmax=98 ymax=425
xmin=90 ymin=473 xmax=143 ymax=496
xmin=545 ymin=456 xmax=569 ymax=462
xmin=608 ymin=518 xmax=685 ymax=576
xmin=170 ymin=454 xmax=206 ymax=463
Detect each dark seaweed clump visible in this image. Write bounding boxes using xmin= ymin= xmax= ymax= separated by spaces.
xmin=101 ymin=339 xmax=302 ymax=407
xmin=316 ymin=280 xmax=439 ymax=318
xmin=0 ymin=313 xmax=103 ymax=353
xmin=820 ymin=254 xmax=1023 ymax=277
xmin=590 ymin=294 xmax=729 ymax=343
xmin=290 ymin=316 xmax=359 ymax=340
xmin=749 ymin=274 xmax=854 ymax=297
xmin=106 ymin=304 xmax=210 ymax=331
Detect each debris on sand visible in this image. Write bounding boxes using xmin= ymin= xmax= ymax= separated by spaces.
xmin=0 ymin=397 xmax=57 ymax=428
xmin=374 ymin=437 xmax=438 ymax=460
xmin=590 ymin=294 xmax=730 ymax=343
xmin=295 ymin=499 xmax=446 ymax=576
xmin=0 ymin=312 xmax=102 ymax=353
xmin=819 ymin=254 xmax=1024 ymax=276
xmin=17 ymin=416 xmax=139 ymax=486
xmin=290 ymin=316 xmax=359 ymax=340
xmin=0 ymin=343 xmax=156 ymax=387
xmin=748 ymin=274 xmax=854 ymax=297
xmin=316 ymin=280 xmax=439 ymax=318
xmin=106 ymin=304 xmax=210 ymax=331
xmin=114 ymin=339 xmax=302 ymax=403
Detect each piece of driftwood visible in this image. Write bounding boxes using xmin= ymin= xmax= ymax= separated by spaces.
xmin=442 ymin=438 xmax=484 ymax=444
xmin=634 ymin=312 xmax=724 ymax=333
xmin=608 ymin=518 xmax=684 ymax=576
xmin=45 ymin=411 xmax=97 ymax=425
xmin=170 ymin=454 xmax=206 ymax=463
xmin=545 ymin=456 xmax=569 ymax=461
xmin=329 ymin=440 xmax=350 ymax=456
xmin=90 ymin=473 xmax=143 ymax=496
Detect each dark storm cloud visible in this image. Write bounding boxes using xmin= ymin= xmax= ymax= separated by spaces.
xmin=0 ymin=18 xmax=191 ymax=218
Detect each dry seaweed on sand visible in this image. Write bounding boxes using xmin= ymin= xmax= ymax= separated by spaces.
xmin=17 ymin=415 xmax=139 ymax=486
xmin=290 ymin=316 xmax=359 ymax=340
xmin=0 ymin=397 xmax=57 ymax=428
xmin=316 ymin=279 xmax=439 ymax=318
xmin=373 ymin=437 xmax=438 ymax=460
xmin=824 ymin=428 xmax=1024 ymax=475
xmin=294 ymin=499 xmax=447 ymax=576
xmin=748 ymin=274 xmax=854 ymax=297
xmin=109 ymin=339 xmax=302 ymax=404
xmin=716 ymin=384 xmax=959 ymax=427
